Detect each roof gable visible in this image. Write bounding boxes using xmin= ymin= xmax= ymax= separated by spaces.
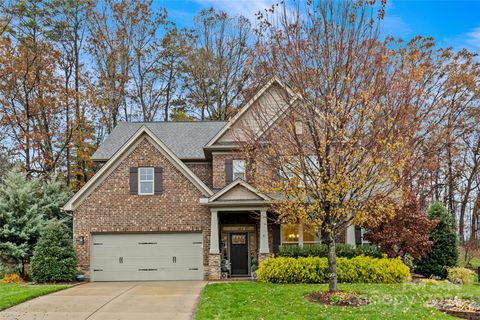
xmin=63 ymin=126 xmax=213 ymax=211
xmin=205 ymin=78 xmax=299 ymax=147
xmin=209 ymin=179 xmax=271 ymax=203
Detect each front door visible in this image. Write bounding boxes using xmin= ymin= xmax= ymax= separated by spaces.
xmin=230 ymin=233 xmax=249 ymax=276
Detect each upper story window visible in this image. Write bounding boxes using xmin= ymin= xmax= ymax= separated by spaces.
xmin=295 ymin=121 xmax=303 ymax=135
xmin=138 ymin=167 xmax=154 ymax=195
xmin=279 ymin=155 xmax=319 ymax=183
xmin=232 ymin=160 xmax=246 ymax=180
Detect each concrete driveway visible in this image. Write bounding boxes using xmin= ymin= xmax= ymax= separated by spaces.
xmin=0 ymin=281 xmax=206 ymax=320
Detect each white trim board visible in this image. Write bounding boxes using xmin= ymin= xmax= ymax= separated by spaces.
xmin=208 ymin=179 xmax=272 ymax=203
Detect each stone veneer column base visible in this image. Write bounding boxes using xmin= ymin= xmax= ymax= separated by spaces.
xmin=258 ymin=253 xmax=271 ymax=263
xmin=208 ymin=253 xmax=221 ymax=280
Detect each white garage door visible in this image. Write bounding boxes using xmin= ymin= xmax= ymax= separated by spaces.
xmin=91 ymin=233 xmax=203 ymax=281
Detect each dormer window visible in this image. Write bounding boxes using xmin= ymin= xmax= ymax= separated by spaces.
xmin=138 ymin=167 xmax=154 ymax=195
xmin=232 ymin=160 xmax=246 ymax=180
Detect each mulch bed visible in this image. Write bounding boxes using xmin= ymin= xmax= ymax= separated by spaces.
xmin=305 ymin=290 xmax=369 ymax=307
xmin=430 ymin=298 xmax=480 ymax=320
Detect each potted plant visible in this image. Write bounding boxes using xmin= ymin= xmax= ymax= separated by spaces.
xmin=221 ymin=259 xmax=229 ymax=279
xmin=250 ymin=257 xmax=258 ymax=279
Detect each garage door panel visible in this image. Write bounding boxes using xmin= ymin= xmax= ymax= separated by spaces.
xmin=91 ymin=233 xmax=203 ymax=281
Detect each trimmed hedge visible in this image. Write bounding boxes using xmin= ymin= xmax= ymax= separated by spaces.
xmin=257 ymin=256 xmax=411 ymax=284
xmin=278 ymin=244 xmax=382 ymax=259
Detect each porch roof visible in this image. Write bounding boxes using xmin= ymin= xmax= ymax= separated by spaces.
xmin=200 ymin=179 xmax=272 ymax=208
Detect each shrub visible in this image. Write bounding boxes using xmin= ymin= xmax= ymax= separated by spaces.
xmin=447 ymin=267 xmax=476 ymax=285
xmin=0 ymin=263 xmax=18 ymax=278
xmin=31 ymin=220 xmax=77 ymax=283
xmin=364 ymin=193 xmax=438 ymax=260
xmin=419 ymin=278 xmax=450 ymax=285
xmin=415 ymin=202 xmax=458 ymax=278
xmin=1 ymin=273 xmax=24 ymax=284
xmin=257 ymin=256 xmax=411 ymax=284
xmin=277 ymin=244 xmax=382 ymax=259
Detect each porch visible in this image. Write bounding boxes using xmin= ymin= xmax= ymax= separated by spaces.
xmin=202 ymin=179 xmax=358 ymax=280
xmin=208 ymin=208 xmax=273 ymax=279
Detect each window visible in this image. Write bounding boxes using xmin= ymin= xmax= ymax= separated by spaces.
xmin=280 ymin=224 xmax=320 ymax=245
xmin=279 ymin=155 xmax=319 ymax=185
xmin=360 ymin=228 xmax=370 ymax=245
xmin=281 ymin=224 xmax=299 ymax=243
xmin=232 ymin=160 xmax=246 ymax=180
xmin=295 ymin=121 xmax=303 ymax=135
xmin=138 ymin=167 xmax=154 ymax=195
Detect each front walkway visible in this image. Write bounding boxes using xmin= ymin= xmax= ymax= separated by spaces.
xmin=0 ymin=281 xmax=205 ymax=320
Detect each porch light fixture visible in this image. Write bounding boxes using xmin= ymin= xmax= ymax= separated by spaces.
xmin=77 ymin=236 xmax=85 ymax=245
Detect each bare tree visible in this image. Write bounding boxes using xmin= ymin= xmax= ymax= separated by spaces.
xmin=129 ymin=10 xmax=185 ymax=122
xmin=184 ymin=8 xmax=254 ymax=120
xmin=87 ymin=0 xmax=136 ymax=132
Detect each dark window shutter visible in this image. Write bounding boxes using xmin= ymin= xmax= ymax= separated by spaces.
xmin=355 ymin=227 xmax=362 ymax=245
xmin=272 ymin=224 xmax=281 ymax=253
xmin=129 ymin=167 xmax=138 ymax=194
xmin=225 ymin=159 xmax=233 ymax=184
xmin=154 ymin=167 xmax=163 ymax=194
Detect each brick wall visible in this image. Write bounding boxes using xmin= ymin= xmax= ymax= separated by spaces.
xmin=73 ymin=137 xmax=211 ymax=278
xmin=185 ymin=162 xmax=213 ymax=189
xmin=212 ymin=153 xmax=233 ymax=189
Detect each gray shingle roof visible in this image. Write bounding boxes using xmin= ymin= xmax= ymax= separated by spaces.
xmin=92 ymin=121 xmax=227 ymax=160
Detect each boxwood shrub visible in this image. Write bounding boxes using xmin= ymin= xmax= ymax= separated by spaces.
xmin=257 ymin=256 xmax=411 ymax=284
xmin=277 ymin=243 xmax=382 ymax=259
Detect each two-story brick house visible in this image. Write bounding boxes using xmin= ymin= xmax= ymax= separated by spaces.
xmin=63 ymin=79 xmax=359 ymax=281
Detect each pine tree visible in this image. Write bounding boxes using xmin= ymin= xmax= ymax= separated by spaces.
xmin=415 ymin=202 xmax=459 ymax=278
xmin=0 ymin=170 xmax=45 ymax=276
xmin=31 ymin=220 xmax=77 ymax=282
xmin=39 ymin=174 xmax=72 ymax=226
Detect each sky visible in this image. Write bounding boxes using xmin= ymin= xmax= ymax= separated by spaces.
xmin=157 ymin=0 xmax=480 ymax=53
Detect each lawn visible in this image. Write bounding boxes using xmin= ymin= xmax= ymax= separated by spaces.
xmin=195 ymin=282 xmax=480 ymax=320
xmin=0 ymin=283 xmax=69 ymax=311
xmin=459 ymin=248 xmax=480 ymax=269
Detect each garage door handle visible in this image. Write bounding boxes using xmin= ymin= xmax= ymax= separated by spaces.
xmin=119 ymin=257 xmax=123 ymax=264
xmin=172 ymin=256 xmax=176 ymax=263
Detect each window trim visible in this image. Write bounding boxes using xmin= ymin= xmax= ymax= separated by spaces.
xmin=138 ymin=167 xmax=155 ymax=195
xmin=232 ymin=159 xmax=246 ymax=181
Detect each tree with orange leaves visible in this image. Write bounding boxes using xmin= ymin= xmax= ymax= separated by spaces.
xmin=241 ymin=0 xmax=418 ymax=292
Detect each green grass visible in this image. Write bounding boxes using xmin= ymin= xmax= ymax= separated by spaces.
xmin=195 ymin=282 xmax=480 ymax=320
xmin=459 ymin=248 xmax=480 ymax=269
xmin=0 ymin=283 xmax=70 ymax=311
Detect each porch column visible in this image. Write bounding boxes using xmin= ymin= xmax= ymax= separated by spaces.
xmin=209 ymin=209 xmax=219 ymax=254
xmin=346 ymin=224 xmax=356 ymax=247
xmin=298 ymin=224 xmax=304 ymax=247
xmin=259 ymin=210 xmax=270 ymax=254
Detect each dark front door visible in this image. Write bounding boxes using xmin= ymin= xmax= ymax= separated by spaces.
xmin=230 ymin=233 xmax=249 ymax=276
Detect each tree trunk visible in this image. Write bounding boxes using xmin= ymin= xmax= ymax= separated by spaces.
xmin=446 ymin=144 xmax=456 ymax=226
xmin=325 ymin=233 xmax=338 ymax=292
